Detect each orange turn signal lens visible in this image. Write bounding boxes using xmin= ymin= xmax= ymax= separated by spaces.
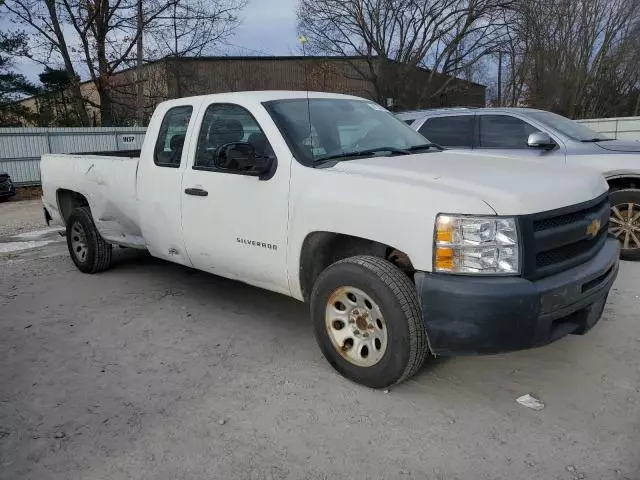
xmin=435 ymin=246 xmax=454 ymax=271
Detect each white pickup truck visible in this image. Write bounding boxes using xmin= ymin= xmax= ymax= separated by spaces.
xmin=41 ymin=91 xmax=620 ymax=388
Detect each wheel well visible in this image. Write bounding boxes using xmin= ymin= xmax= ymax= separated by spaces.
xmin=57 ymin=189 xmax=89 ymax=225
xmin=299 ymin=232 xmax=414 ymax=301
xmin=607 ymin=176 xmax=640 ymax=192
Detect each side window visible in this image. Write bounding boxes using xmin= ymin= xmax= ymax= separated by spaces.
xmin=194 ymin=103 xmax=274 ymax=170
xmin=479 ymin=115 xmax=539 ymax=148
xmin=418 ymin=116 xmax=473 ymax=147
xmin=154 ymin=106 xmax=193 ymax=167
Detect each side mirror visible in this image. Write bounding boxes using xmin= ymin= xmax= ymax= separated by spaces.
xmin=214 ymin=142 xmax=275 ymax=179
xmin=527 ymin=132 xmax=556 ymax=150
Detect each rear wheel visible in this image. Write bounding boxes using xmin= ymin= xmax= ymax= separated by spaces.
xmin=310 ymin=256 xmax=428 ymax=388
xmin=66 ymin=206 xmax=112 ymax=273
xmin=609 ymin=189 xmax=640 ymax=260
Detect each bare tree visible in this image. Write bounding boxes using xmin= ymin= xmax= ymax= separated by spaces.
xmin=1 ymin=0 xmax=247 ymax=126
xmin=147 ymin=0 xmax=246 ymax=57
xmin=2 ymin=0 xmax=91 ymax=124
xmin=298 ymin=0 xmax=513 ymax=108
xmin=499 ymin=0 xmax=640 ymax=117
xmin=142 ymin=0 xmax=246 ymax=105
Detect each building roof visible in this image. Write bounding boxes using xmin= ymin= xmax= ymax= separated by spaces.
xmin=80 ymin=55 xmax=487 ymax=89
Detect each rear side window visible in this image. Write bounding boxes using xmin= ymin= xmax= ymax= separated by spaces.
xmin=154 ymin=106 xmax=193 ymax=167
xmin=418 ymin=116 xmax=474 ymax=147
xmin=479 ymin=115 xmax=539 ymax=148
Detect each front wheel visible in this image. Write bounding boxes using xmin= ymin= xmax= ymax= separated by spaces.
xmin=609 ymin=189 xmax=640 ymax=260
xmin=66 ymin=206 xmax=112 ymax=273
xmin=310 ymin=256 xmax=429 ymax=388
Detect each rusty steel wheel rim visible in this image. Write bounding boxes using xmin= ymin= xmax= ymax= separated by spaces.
xmin=325 ymin=286 xmax=387 ymax=367
xmin=610 ymin=203 xmax=640 ymax=250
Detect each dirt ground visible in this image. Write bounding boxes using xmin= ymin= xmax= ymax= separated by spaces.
xmin=1 ymin=200 xmax=639 ymax=480
xmin=0 ymin=200 xmax=45 ymax=237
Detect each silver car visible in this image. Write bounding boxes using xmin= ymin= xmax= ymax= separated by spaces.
xmin=401 ymin=107 xmax=640 ymax=259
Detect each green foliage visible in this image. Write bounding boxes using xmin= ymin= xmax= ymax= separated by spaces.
xmin=35 ymin=67 xmax=82 ymax=127
xmin=0 ymin=30 xmax=39 ymax=126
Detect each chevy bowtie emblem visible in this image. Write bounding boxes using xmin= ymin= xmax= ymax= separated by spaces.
xmin=586 ymin=218 xmax=601 ymax=239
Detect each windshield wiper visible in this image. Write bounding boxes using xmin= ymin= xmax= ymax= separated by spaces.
xmin=314 ymin=147 xmax=411 ymax=165
xmin=314 ymin=144 xmax=444 ymax=166
xmin=406 ymin=142 xmax=444 ymax=151
xmin=581 ymin=138 xmax=612 ymax=143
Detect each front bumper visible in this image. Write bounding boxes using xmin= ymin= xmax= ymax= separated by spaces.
xmin=415 ymin=238 xmax=620 ymax=356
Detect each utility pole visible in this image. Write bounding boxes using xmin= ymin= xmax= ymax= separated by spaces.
xmin=497 ymin=51 xmax=502 ymax=107
xmin=136 ymin=0 xmax=144 ymax=125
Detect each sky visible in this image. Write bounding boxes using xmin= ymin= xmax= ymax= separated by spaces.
xmin=229 ymin=0 xmax=299 ymax=56
xmin=2 ymin=0 xmax=301 ymax=84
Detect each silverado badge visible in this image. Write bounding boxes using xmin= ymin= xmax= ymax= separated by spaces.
xmin=586 ymin=218 xmax=601 ymax=239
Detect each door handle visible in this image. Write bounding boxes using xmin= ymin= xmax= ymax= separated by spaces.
xmin=184 ymin=188 xmax=208 ymax=197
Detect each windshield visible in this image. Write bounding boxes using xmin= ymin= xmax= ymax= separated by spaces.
xmin=527 ymin=111 xmax=610 ymax=141
xmin=264 ymin=98 xmax=434 ymax=165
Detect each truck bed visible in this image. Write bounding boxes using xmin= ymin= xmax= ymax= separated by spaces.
xmin=41 ymin=153 xmax=146 ymax=248
xmin=75 ymin=149 xmax=141 ymax=158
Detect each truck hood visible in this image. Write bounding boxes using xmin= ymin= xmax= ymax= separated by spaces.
xmin=566 ymin=150 xmax=640 ymax=177
xmin=595 ymin=140 xmax=640 ymax=153
xmin=332 ymin=151 xmax=607 ymax=216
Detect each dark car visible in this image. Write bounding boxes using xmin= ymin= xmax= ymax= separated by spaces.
xmin=0 ymin=173 xmax=16 ymax=201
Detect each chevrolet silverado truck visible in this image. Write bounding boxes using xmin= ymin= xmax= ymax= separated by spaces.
xmin=41 ymin=91 xmax=620 ymax=388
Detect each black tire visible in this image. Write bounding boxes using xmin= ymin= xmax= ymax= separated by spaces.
xmin=310 ymin=255 xmax=429 ymax=388
xmin=609 ymin=188 xmax=640 ymax=261
xmin=66 ymin=206 xmax=112 ymax=273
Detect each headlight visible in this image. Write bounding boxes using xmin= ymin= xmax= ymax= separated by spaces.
xmin=434 ymin=215 xmax=520 ymax=275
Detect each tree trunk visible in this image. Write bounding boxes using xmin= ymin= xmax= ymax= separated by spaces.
xmin=136 ymin=0 xmax=144 ymax=125
xmin=67 ymin=74 xmax=90 ymax=126
xmin=43 ymin=0 xmax=90 ymax=126
xmin=98 ymin=79 xmax=114 ymax=127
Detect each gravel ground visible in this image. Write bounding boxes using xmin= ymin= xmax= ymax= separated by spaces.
xmin=1 ymin=200 xmax=639 ymax=480
xmin=0 ymin=200 xmax=46 ymax=237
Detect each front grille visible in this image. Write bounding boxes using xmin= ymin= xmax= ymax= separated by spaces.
xmin=520 ymin=193 xmax=610 ymax=279
xmin=536 ymin=234 xmax=607 ymax=269
xmin=533 ymin=200 xmax=608 ymax=232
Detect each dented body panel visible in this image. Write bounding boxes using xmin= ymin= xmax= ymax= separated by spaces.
xmin=41 ymin=153 xmax=145 ymax=248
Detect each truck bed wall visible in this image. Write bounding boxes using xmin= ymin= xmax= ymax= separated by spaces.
xmin=41 ymin=153 xmax=146 ymax=248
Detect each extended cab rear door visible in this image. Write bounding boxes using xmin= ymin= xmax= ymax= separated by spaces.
xmin=137 ymin=99 xmax=201 ymax=266
xmin=180 ymin=101 xmax=291 ymax=295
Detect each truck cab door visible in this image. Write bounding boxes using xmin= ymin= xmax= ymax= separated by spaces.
xmin=137 ymin=102 xmax=200 ymax=266
xmin=180 ymin=102 xmax=291 ymax=295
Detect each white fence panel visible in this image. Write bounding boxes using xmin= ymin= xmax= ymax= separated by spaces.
xmin=577 ymin=116 xmax=640 ymax=141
